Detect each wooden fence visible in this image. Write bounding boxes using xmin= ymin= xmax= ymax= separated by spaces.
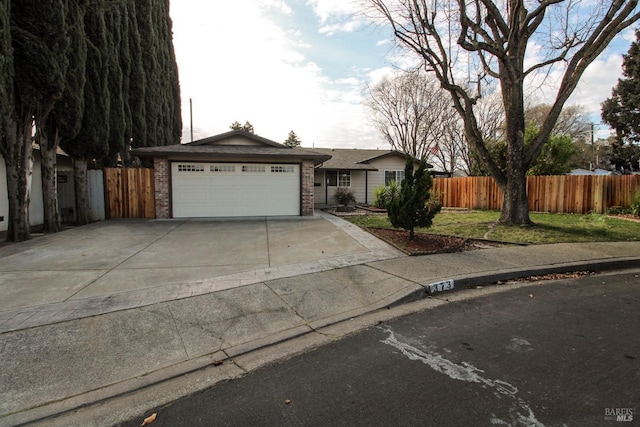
xmin=104 ymin=168 xmax=155 ymax=218
xmin=101 ymin=168 xmax=638 ymax=218
xmin=433 ymin=174 xmax=640 ymax=214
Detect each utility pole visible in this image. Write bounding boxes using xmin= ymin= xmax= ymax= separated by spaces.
xmin=190 ymin=98 xmax=194 ymax=143
xmin=590 ymin=122 xmax=595 ymax=171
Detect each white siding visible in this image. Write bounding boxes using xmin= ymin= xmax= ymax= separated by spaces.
xmin=366 ymin=156 xmax=408 ymax=204
xmin=312 ymin=154 xmax=411 ymax=206
xmin=349 ymin=171 xmax=368 ymax=204
xmin=314 ymin=170 xmax=368 ymax=205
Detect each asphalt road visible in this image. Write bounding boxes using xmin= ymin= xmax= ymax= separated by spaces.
xmin=118 ymin=270 xmax=640 ymax=427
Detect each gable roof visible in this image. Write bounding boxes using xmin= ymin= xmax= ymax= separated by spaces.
xmin=186 ymin=129 xmax=287 ymax=148
xmin=130 ymin=130 xmax=331 ymax=165
xmin=311 ymin=148 xmax=429 ymax=170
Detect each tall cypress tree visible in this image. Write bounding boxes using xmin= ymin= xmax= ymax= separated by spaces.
xmin=0 ymin=0 xmax=11 ymax=135
xmin=0 ymin=0 xmax=13 ymax=236
xmin=135 ymin=0 xmax=158 ymax=148
xmin=133 ymin=0 xmax=181 ymax=149
xmin=125 ymin=0 xmax=147 ymax=158
xmin=103 ymin=5 xmax=126 ymax=166
xmin=3 ymin=0 xmax=68 ymax=241
xmin=160 ymin=0 xmax=182 ymax=145
xmin=60 ymin=2 xmax=109 ymax=225
xmin=41 ymin=0 xmax=87 ymax=231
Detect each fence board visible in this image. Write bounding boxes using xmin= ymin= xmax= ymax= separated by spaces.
xmin=104 ymin=168 xmax=155 ymax=219
xmin=433 ymin=175 xmax=640 ymax=214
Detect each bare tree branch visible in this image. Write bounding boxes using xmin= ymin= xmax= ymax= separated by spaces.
xmin=367 ymin=0 xmax=640 ymax=225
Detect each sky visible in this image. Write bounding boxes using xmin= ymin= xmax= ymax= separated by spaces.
xmin=169 ymin=1 xmax=637 ymax=149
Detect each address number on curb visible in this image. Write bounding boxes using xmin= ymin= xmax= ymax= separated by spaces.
xmin=426 ymin=279 xmax=455 ymax=294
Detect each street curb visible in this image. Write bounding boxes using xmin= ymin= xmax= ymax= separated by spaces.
xmin=389 ymin=257 xmax=640 ymax=307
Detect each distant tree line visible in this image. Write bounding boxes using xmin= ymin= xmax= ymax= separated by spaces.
xmin=0 ymin=0 xmax=182 ymax=241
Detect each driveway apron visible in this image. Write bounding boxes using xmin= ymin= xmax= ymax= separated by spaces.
xmin=0 ymin=212 xmax=403 ymax=332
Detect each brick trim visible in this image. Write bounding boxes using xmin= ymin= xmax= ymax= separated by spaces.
xmin=301 ymin=160 xmax=315 ymax=216
xmin=153 ymin=157 xmax=170 ymax=218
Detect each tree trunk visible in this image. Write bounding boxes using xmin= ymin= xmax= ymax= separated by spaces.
xmin=3 ymin=118 xmax=32 ymax=242
xmin=499 ymin=167 xmax=530 ymax=225
xmin=39 ymin=131 xmax=61 ymax=233
xmin=499 ymin=71 xmax=532 ymax=226
xmin=73 ymin=158 xmax=91 ymax=225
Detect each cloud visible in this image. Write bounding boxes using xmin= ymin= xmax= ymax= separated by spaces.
xmin=306 ymin=0 xmax=361 ymax=24
xmin=308 ymin=0 xmax=365 ymax=36
xmin=170 ymin=1 xmax=633 ymax=151
xmin=319 ymin=18 xmax=364 ymax=35
xmin=569 ymin=53 xmax=623 ymax=115
xmin=171 ymin=1 xmax=382 ymax=148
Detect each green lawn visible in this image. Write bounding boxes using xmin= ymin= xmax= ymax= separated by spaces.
xmin=345 ymin=210 xmax=640 ymax=244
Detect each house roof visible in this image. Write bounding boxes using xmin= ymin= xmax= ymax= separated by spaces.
xmin=311 ymin=148 xmax=428 ymax=170
xmin=130 ymin=130 xmax=331 ymax=165
xmin=185 ymin=129 xmax=286 ymax=148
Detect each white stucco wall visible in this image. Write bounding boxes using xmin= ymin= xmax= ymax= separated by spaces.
xmin=0 ymin=152 xmax=42 ymax=232
xmin=1 ymin=152 xmax=76 ymax=232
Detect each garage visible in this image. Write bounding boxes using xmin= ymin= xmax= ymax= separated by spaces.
xmin=130 ymin=129 xmax=331 ymax=218
xmin=172 ymin=162 xmax=300 ymax=217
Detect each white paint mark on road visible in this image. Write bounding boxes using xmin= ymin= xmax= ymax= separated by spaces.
xmin=379 ymin=326 xmax=546 ymax=427
xmin=506 ymin=337 xmax=533 ymax=352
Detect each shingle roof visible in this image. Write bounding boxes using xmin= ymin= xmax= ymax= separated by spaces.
xmin=185 ymin=129 xmax=287 ymax=148
xmin=130 ymin=131 xmax=331 ymax=165
xmin=310 ymin=148 xmax=410 ymax=170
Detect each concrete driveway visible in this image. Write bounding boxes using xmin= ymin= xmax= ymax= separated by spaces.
xmin=0 ymin=211 xmax=403 ymax=332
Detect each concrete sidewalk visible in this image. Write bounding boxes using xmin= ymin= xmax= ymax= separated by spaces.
xmin=1 ymin=213 xmax=639 ymax=426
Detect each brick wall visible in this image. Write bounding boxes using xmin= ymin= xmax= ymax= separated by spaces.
xmin=153 ymin=157 xmax=170 ymax=218
xmin=301 ymin=160 xmax=315 ymax=216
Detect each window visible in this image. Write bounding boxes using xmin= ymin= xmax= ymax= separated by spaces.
xmin=210 ymin=165 xmax=235 ymax=172
xmin=326 ymin=170 xmax=351 ymax=187
xmin=271 ymin=165 xmax=295 ymax=173
xmin=178 ymin=164 xmax=204 ymax=172
xmin=385 ymin=170 xmax=404 ymax=186
xmin=242 ymin=165 xmax=266 ymax=173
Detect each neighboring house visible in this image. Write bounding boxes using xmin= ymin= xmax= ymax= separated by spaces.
xmin=0 ymin=148 xmax=75 ymax=232
xmin=570 ymin=168 xmax=617 ymax=176
xmin=0 ymin=148 xmax=105 ymax=231
xmin=131 ymin=130 xmax=330 ymax=218
xmin=310 ymin=148 xmax=431 ymax=206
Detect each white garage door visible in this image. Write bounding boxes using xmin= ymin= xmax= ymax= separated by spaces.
xmin=171 ymin=162 xmax=300 ymax=217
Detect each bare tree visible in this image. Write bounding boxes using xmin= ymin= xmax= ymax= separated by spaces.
xmin=429 ymin=111 xmax=466 ymax=175
xmin=455 ymin=91 xmax=505 ymax=175
xmin=364 ymin=68 xmax=457 ymax=160
xmin=368 ymin=0 xmax=640 ymax=225
xmin=525 ymin=103 xmax=591 ymax=142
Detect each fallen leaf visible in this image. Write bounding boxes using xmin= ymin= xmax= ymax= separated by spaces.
xmin=212 ymin=360 xmax=223 ymax=366
xmin=141 ymin=413 xmax=157 ymax=426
